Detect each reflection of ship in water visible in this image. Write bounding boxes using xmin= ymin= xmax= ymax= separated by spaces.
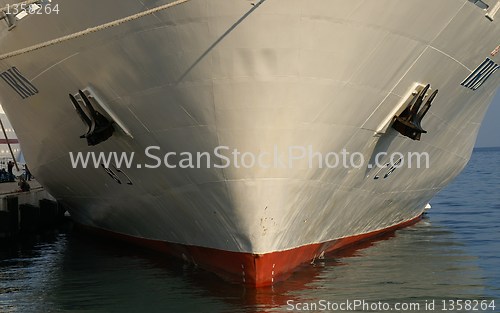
xmin=22 ymin=217 xmax=483 ymax=313
xmin=253 ymin=218 xmax=487 ymax=312
xmin=304 ymin=220 xmax=486 ymax=303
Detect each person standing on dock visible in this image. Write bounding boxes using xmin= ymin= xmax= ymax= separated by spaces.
xmin=0 ymin=168 xmax=7 ymax=182
xmin=7 ymin=161 xmax=14 ymax=182
xmin=24 ymin=164 xmax=31 ymax=181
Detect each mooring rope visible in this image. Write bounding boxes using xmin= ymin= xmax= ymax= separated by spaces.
xmin=0 ymin=0 xmax=192 ymax=60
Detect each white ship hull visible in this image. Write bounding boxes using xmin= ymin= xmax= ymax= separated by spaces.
xmin=0 ymin=0 xmax=499 ymax=286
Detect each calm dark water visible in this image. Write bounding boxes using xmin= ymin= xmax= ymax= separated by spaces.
xmin=1 ymin=148 xmax=499 ymax=313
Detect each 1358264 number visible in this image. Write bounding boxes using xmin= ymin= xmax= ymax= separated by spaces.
xmin=441 ymin=300 xmax=495 ymax=311
xmin=6 ymin=3 xmax=60 ymax=16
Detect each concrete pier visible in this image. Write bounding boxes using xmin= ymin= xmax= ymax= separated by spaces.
xmin=0 ymin=180 xmax=65 ymax=239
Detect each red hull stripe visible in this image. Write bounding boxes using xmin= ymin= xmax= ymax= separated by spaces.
xmin=78 ymin=214 xmax=423 ymax=287
xmin=0 ymin=139 xmax=19 ymax=144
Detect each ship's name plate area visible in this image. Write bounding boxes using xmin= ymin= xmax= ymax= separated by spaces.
xmin=461 ymin=58 xmax=499 ymax=91
xmin=0 ymin=67 xmax=38 ymax=99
